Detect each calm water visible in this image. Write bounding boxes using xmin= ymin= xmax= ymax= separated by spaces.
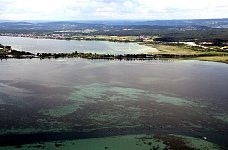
xmin=0 ymin=36 xmax=158 ymax=54
xmin=0 ymin=59 xmax=228 ymax=148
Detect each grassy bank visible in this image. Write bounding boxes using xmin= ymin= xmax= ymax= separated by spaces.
xmin=192 ymin=56 xmax=228 ymax=64
xmin=145 ymin=42 xmax=228 ymax=63
xmin=149 ymin=44 xmax=201 ymax=55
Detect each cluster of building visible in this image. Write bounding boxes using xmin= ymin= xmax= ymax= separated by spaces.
xmin=0 ymin=33 xmax=71 ymax=40
xmin=0 ymin=45 xmax=12 ymax=54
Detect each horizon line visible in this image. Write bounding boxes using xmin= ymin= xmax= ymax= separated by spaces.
xmin=0 ymin=18 xmax=228 ymax=22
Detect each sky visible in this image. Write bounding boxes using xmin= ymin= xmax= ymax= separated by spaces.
xmin=0 ymin=0 xmax=228 ymax=20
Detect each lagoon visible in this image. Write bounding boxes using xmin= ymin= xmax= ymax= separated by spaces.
xmin=0 ymin=36 xmax=158 ymax=54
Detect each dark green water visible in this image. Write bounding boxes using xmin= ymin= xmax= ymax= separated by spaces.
xmin=0 ymin=59 xmax=228 ymax=149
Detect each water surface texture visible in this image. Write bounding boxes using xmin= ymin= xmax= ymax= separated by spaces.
xmin=0 ymin=59 xmax=228 ymax=149
xmin=0 ymin=36 xmax=157 ymax=54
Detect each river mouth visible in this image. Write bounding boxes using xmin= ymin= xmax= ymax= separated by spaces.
xmin=0 ymin=59 xmax=228 ymax=148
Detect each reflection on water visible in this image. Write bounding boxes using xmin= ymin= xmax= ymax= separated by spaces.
xmin=0 ymin=59 xmax=228 ymax=148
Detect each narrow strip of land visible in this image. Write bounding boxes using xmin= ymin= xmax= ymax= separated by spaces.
xmin=1 ymin=39 xmax=228 ymax=63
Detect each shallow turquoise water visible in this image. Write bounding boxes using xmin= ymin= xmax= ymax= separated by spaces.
xmin=0 ymin=59 xmax=228 ymax=148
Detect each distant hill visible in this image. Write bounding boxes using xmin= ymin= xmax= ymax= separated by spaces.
xmin=0 ymin=18 xmax=228 ymax=31
xmin=0 ymin=21 xmax=103 ymax=31
xmin=73 ymin=18 xmax=228 ymax=28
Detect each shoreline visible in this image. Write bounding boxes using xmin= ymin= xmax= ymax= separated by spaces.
xmin=0 ymin=133 xmax=224 ymax=149
xmin=1 ymin=50 xmax=227 ymax=61
xmin=1 ymin=35 xmax=228 ymax=63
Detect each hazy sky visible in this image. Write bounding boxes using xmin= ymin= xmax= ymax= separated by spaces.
xmin=0 ymin=0 xmax=228 ymax=20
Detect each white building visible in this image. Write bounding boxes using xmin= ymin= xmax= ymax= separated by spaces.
xmin=0 ymin=47 xmax=4 ymax=53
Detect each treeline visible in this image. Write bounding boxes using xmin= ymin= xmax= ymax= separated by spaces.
xmin=11 ymin=50 xmax=34 ymax=55
xmin=2 ymin=49 xmax=228 ymax=60
xmin=37 ymin=52 xmax=156 ymax=60
xmin=37 ymin=51 xmax=228 ymax=60
xmin=95 ymin=28 xmax=228 ymax=42
xmin=153 ymin=29 xmax=228 ymax=42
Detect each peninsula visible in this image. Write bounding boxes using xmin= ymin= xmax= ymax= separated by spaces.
xmin=1 ymin=38 xmax=228 ymax=63
xmin=1 ymin=19 xmax=228 ymax=63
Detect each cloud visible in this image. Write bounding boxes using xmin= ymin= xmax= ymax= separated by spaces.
xmin=0 ymin=0 xmax=227 ymax=20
